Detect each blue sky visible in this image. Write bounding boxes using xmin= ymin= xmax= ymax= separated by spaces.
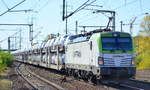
xmin=0 ymin=0 xmax=149 ymax=49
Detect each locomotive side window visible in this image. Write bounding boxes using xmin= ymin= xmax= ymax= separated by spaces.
xmin=90 ymin=41 xmax=92 ymax=50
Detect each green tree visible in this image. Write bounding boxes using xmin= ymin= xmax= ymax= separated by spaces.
xmin=135 ymin=15 xmax=150 ymax=69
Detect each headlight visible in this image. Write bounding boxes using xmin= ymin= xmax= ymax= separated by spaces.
xmin=98 ymin=57 xmax=104 ymax=65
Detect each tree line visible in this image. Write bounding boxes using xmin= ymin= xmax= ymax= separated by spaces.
xmin=135 ymin=15 xmax=150 ymax=69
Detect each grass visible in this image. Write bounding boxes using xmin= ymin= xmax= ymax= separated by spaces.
xmin=0 ymin=64 xmax=7 ymax=73
xmin=0 ymin=51 xmax=13 ymax=90
xmin=0 ymin=69 xmax=12 ymax=90
xmin=0 ymin=79 xmax=12 ymax=90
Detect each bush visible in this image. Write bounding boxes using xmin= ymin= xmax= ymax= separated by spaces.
xmin=0 ymin=51 xmax=13 ymax=68
xmin=136 ymin=55 xmax=142 ymax=66
xmin=138 ymin=59 xmax=150 ymax=70
xmin=0 ymin=64 xmax=7 ymax=72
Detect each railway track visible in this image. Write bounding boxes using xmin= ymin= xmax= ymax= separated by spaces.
xmin=16 ymin=63 xmax=65 ymax=90
xmin=16 ymin=62 xmax=150 ymax=90
xmin=100 ymin=78 xmax=150 ymax=90
xmin=26 ymin=63 xmax=107 ymax=90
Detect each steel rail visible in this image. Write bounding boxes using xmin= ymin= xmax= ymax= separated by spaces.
xmin=15 ymin=64 xmax=38 ymax=90
xmin=26 ymin=68 xmax=65 ymax=90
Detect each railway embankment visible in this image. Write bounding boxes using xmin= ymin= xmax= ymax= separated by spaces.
xmin=136 ymin=70 xmax=150 ymax=82
xmin=8 ymin=62 xmax=150 ymax=90
xmin=1 ymin=62 xmax=150 ymax=90
xmin=8 ymin=63 xmax=33 ymax=90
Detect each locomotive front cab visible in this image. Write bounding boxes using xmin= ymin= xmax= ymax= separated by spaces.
xmin=98 ymin=32 xmax=136 ymax=78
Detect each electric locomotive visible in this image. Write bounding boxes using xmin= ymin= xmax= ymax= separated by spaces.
xmin=65 ymin=31 xmax=136 ymax=81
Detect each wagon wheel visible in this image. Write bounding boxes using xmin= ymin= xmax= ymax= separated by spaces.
xmin=89 ymin=75 xmax=98 ymax=85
